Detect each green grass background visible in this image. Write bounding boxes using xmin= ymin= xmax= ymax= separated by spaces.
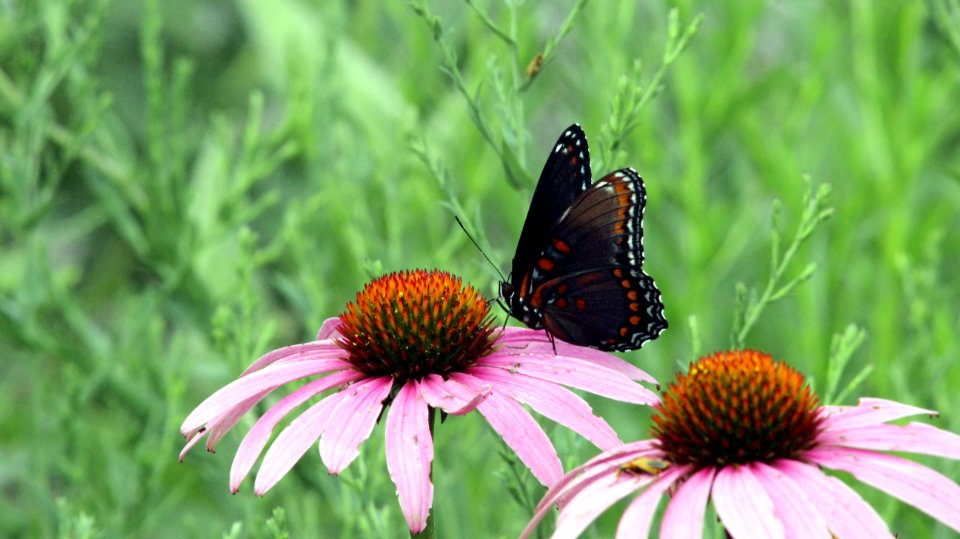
xmin=2 ymin=0 xmax=959 ymax=537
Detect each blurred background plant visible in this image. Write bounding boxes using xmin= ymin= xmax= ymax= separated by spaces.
xmin=1 ymin=0 xmax=958 ymax=537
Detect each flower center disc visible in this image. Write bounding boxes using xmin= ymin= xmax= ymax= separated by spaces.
xmin=337 ymin=270 xmax=497 ymax=381
xmin=651 ymin=350 xmax=824 ymax=467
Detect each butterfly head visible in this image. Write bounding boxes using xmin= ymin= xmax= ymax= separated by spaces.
xmin=499 ymin=278 xmax=544 ymax=330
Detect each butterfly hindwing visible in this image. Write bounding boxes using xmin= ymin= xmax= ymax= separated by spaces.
xmin=530 ymin=170 xmax=665 ymax=351
xmin=538 ymin=267 xmax=665 ymax=352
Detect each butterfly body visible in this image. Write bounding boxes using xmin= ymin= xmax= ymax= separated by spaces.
xmin=500 ymin=124 xmax=667 ymax=352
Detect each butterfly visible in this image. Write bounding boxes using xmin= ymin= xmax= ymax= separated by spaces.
xmin=499 ymin=124 xmax=667 ymax=351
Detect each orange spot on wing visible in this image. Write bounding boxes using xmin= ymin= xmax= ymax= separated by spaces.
xmin=575 ymin=298 xmax=587 ymax=310
xmin=553 ymin=239 xmax=571 ymax=253
xmin=537 ymin=258 xmax=555 ymax=271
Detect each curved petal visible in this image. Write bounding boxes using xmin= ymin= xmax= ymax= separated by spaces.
xmin=419 ymin=374 xmax=491 ymax=415
xmin=469 ymin=365 xmax=620 ymax=449
xmin=241 ymin=342 xmax=346 ymax=376
xmin=820 ymin=398 xmax=938 ymax=430
xmin=316 ymin=317 xmax=344 ymax=340
xmin=551 ymin=473 xmax=655 ymax=539
xmin=751 ymin=462 xmax=830 ymax=539
xmin=522 ymin=457 xmax=625 ymax=538
xmin=205 ymin=390 xmax=271 ymax=452
xmin=773 ymin=459 xmax=889 ymax=538
xmin=453 ymin=372 xmax=562 ymax=486
xmin=385 ymin=381 xmax=434 ymax=534
xmin=818 ymin=422 xmax=960 ymax=460
xmin=616 ymin=466 xmax=690 ymax=539
xmin=807 ymin=446 xmax=960 ymax=533
xmin=496 ymin=327 xmax=658 ymax=384
xmin=660 ymin=466 xmax=715 ymax=539
xmin=553 ymin=450 xmax=667 ymax=510
xmin=534 ymin=442 xmax=662 ymax=516
xmin=203 ymin=408 xmax=255 ymax=450
xmin=179 ymin=429 xmax=208 ymax=462
xmin=480 ymin=352 xmax=658 ymax=405
xmin=181 ymin=360 xmax=351 ymax=433
xmin=230 ymin=369 xmax=364 ymax=491
xmin=712 ymin=464 xmax=784 ymax=539
xmin=253 ymin=389 xmax=349 ymax=494
xmin=320 ymin=376 xmax=394 ymax=473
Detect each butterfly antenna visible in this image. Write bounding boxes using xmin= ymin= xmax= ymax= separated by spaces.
xmin=455 ymin=216 xmax=507 ymax=283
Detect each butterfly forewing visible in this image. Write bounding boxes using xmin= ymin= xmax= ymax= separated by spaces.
xmin=510 ymin=125 xmax=591 ymax=284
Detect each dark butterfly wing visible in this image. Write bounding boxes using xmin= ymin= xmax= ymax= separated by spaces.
xmin=529 ymin=169 xmax=667 ymax=351
xmin=540 ymin=268 xmax=665 ymax=351
xmin=510 ymin=124 xmax=591 ymax=285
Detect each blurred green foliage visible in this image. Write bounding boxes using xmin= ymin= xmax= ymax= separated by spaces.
xmin=1 ymin=0 xmax=958 ymax=537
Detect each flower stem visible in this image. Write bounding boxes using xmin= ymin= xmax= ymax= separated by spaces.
xmin=410 ymin=407 xmax=437 ymax=539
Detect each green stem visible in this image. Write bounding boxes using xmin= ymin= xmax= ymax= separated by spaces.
xmin=410 ymin=407 xmax=437 ymax=539
xmin=0 ymin=67 xmax=129 ymax=183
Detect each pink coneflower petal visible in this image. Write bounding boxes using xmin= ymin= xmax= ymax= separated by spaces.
xmin=481 ymin=352 xmax=658 ymax=405
xmin=820 ymin=422 xmax=960 ymax=459
xmin=469 ymin=365 xmax=621 ymax=449
xmin=419 ymin=374 xmax=491 ymax=415
xmin=660 ymin=466 xmax=714 ymax=538
xmin=202 ymin=391 xmax=271 ymax=449
xmin=230 ymin=369 xmax=364 ymax=491
xmin=315 ymin=317 xmax=343 ymax=340
xmin=242 ymin=342 xmax=345 ymax=376
xmin=807 ymin=446 xmax=960 ymax=533
xmin=253 ymin=389 xmax=350 ymax=495
xmin=320 ymin=376 xmax=394 ymax=473
xmin=496 ymin=328 xmax=657 ymax=384
xmin=179 ymin=428 xmax=208 ymax=460
xmin=711 ymin=464 xmax=783 ymax=539
xmin=615 ymin=466 xmax=691 ymax=539
xmin=774 ymin=459 xmax=889 ymax=538
xmin=819 ymin=397 xmax=937 ymax=430
xmin=385 ymin=380 xmax=434 ymax=534
xmin=452 ymin=372 xmax=562 ymax=485
xmin=181 ymin=359 xmax=350 ymax=433
xmin=522 ymin=442 xmax=661 ymax=537
xmin=552 ymin=472 xmax=655 ymax=539
xmin=180 ymin=390 xmax=270 ymax=461
xmin=550 ymin=446 xmax=662 ymax=510
xmin=751 ymin=462 xmax=829 ymax=539
xmin=519 ymin=445 xmax=660 ymax=539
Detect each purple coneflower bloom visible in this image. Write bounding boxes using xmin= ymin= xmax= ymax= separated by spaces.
xmin=522 ymin=349 xmax=960 ymax=538
xmin=180 ymin=270 xmax=659 ymax=534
